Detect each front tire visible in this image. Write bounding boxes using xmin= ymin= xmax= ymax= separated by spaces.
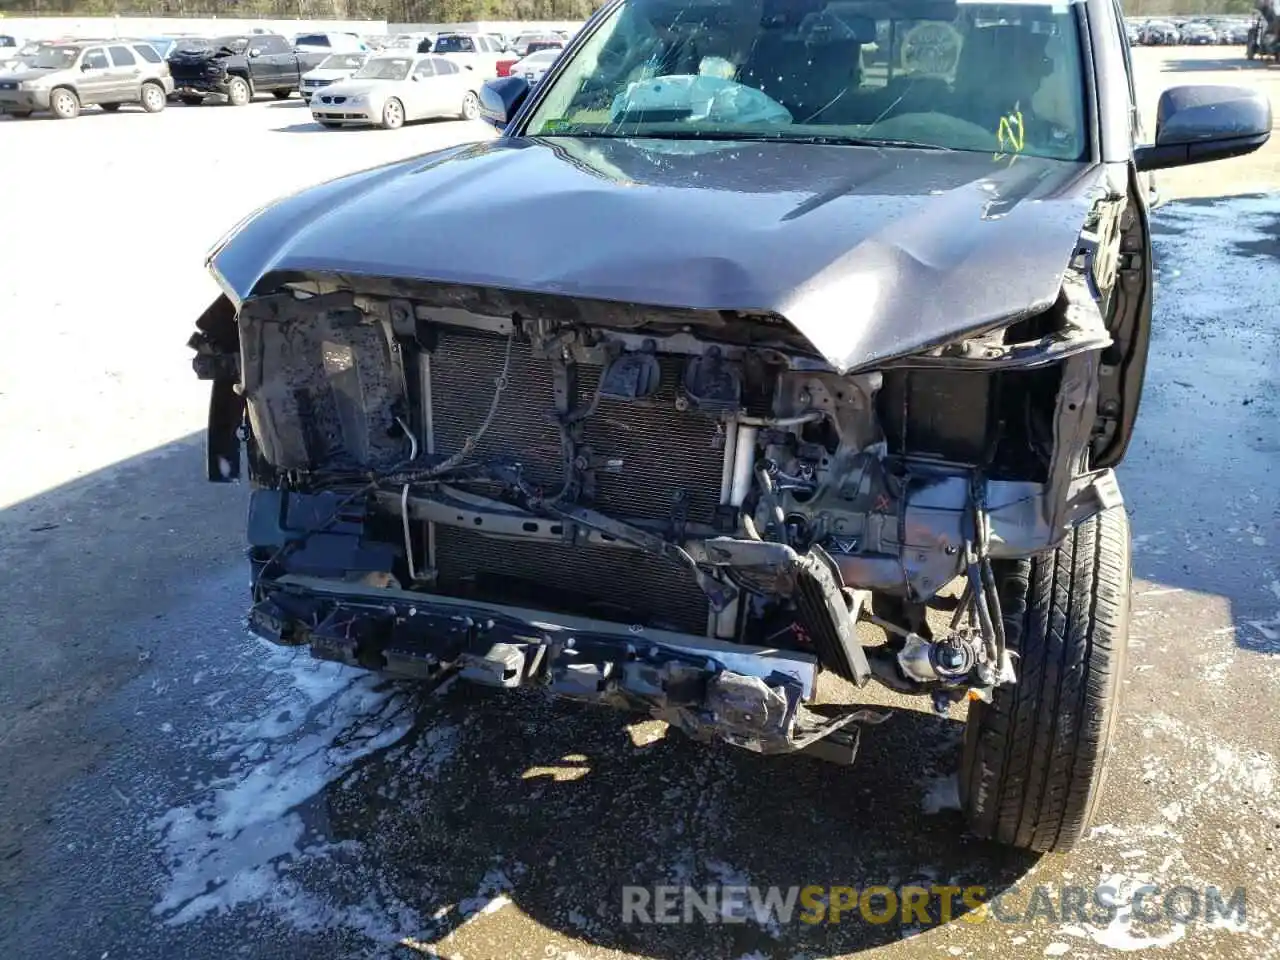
xmin=460 ymin=90 xmax=480 ymax=120
xmin=381 ymin=97 xmax=405 ymax=129
xmin=226 ymin=76 xmax=251 ymax=106
xmin=960 ymin=505 xmax=1131 ymax=853
xmin=50 ymin=87 xmax=80 ymax=120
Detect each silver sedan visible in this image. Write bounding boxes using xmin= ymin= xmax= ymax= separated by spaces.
xmin=310 ymin=53 xmax=481 ymax=129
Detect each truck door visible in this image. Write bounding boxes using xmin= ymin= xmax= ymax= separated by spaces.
xmin=252 ymin=35 xmax=292 ymax=88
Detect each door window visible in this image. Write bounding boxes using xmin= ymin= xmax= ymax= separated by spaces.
xmin=413 ymin=58 xmax=436 ymax=78
xmin=132 ymin=43 xmax=162 ymax=63
xmin=108 ymin=45 xmax=136 ymax=67
xmin=264 ymin=36 xmax=291 ymax=55
xmin=434 ymin=58 xmax=459 ymax=75
xmin=82 ymin=48 xmax=108 ymax=70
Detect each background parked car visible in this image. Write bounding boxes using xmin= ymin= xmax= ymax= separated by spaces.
xmin=497 ymin=36 xmax=562 ymax=76
xmin=1140 ymin=19 xmax=1179 ymax=44
xmin=137 ymin=35 xmax=204 ymax=60
xmin=0 ymin=39 xmax=171 ymax=118
xmin=1227 ymin=20 xmax=1253 ymax=44
xmin=507 ymin=47 xmax=562 ymax=86
xmin=432 ymin=32 xmax=507 ymax=79
xmin=294 ymin=31 xmax=367 ymax=54
xmin=1179 ymin=21 xmax=1217 ymax=45
xmin=510 ymin=32 xmax=563 ymax=57
xmin=168 ymin=34 xmax=325 ymax=105
xmin=300 ymin=52 xmax=368 ymax=103
xmin=309 ymin=53 xmax=481 ymax=129
xmin=382 ymin=33 xmax=431 ymax=51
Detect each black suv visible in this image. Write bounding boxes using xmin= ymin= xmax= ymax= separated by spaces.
xmin=167 ymin=34 xmax=326 ymax=105
xmin=190 ymin=0 xmax=1270 ymax=853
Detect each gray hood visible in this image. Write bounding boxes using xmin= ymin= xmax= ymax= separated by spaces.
xmin=210 ymin=136 xmax=1105 ymax=372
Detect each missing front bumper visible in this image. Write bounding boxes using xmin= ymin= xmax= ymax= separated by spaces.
xmin=252 ymin=574 xmax=881 ymax=761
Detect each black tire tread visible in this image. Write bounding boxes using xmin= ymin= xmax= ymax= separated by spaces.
xmin=961 ymin=506 xmax=1130 ymax=853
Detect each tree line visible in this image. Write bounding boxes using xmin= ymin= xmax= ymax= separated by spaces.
xmin=0 ymin=0 xmax=606 ymax=22
xmin=0 ymin=0 xmax=1258 ymax=24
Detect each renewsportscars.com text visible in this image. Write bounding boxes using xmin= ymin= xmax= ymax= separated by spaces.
xmin=621 ymin=883 xmax=1246 ymax=927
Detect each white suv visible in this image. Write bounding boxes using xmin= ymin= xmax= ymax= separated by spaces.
xmin=293 ymin=32 xmax=367 ymax=54
xmin=431 ymin=32 xmax=507 ymax=79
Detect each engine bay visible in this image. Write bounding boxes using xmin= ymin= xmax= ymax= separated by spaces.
xmin=191 ymin=273 xmax=1122 ymax=737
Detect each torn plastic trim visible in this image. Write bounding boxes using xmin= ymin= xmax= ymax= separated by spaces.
xmin=875 ymin=311 xmax=1111 ymax=371
xmin=188 ymin=294 xmax=245 ymax=483
xmin=266 ymin=574 xmax=818 ymax=696
xmin=248 ymin=574 xmax=881 ymax=758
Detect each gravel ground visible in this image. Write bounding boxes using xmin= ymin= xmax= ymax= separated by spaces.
xmin=0 ymin=46 xmax=1277 ymax=960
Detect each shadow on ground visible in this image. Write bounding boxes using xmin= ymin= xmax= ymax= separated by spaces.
xmin=315 ymin=685 xmax=1035 ymax=957
xmin=0 ymin=432 xmax=244 ymax=891
xmin=1158 ymin=55 xmax=1270 ymax=72
xmin=271 ymin=116 xmax=460 ymax=133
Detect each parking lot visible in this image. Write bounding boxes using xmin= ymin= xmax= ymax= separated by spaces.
xmin=0 ymin=42 xmax=1278 ymax=960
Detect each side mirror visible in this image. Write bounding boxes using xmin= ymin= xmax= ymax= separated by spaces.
xmin=248 ymin=48 xmax=261 ymax=58
xmin=479 ymin=76 xmax=530 ymax=130
xmin=1135 ymin=84 xmax=1272 ymax=172
xmin=81 ymin=61 xmax=92 ymax=71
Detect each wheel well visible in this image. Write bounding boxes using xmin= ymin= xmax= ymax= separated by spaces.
xmin=50 ymin=83 xmax=78 ymax=101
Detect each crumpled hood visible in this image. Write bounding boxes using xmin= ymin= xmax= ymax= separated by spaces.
xmin=210 ymin=136 xmax=1105 ymax=372
xmin=169 ymin=46 xmax=234 ymax=62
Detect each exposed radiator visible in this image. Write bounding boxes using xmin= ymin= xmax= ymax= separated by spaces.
xmin=433 ymin=526 xmax=711 ymax=634
xmin=423 ymin=326 xmax=729 ymax=633
xmin=428 ymin=328 xmax=727 ymax=523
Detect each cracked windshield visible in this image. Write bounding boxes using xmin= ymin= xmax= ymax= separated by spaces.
xmin=527 ymin=0 xmax=1087 ymax=160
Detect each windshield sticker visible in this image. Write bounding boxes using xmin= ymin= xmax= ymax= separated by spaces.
xmin=900 ymin=22 xmax=963 ymax=76
xmin=995 ymin=107 xmax=1026 ymax=162
xmin=541 ymin=118 xmax=575 ymax=134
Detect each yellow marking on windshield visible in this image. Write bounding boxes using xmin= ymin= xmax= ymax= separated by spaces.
xmin=995 ymin=106 xmax=1025 ymax=163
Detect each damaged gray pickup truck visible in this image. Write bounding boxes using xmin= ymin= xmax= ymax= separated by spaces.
xmin=189 ymin=0 xmax=1270 ymax=852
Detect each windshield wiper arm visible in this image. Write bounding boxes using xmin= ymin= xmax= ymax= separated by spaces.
xmin=533 ymin=130 xmax=954 ymax=150
xmin=753 ymin=134 xmax=954 ymax=150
